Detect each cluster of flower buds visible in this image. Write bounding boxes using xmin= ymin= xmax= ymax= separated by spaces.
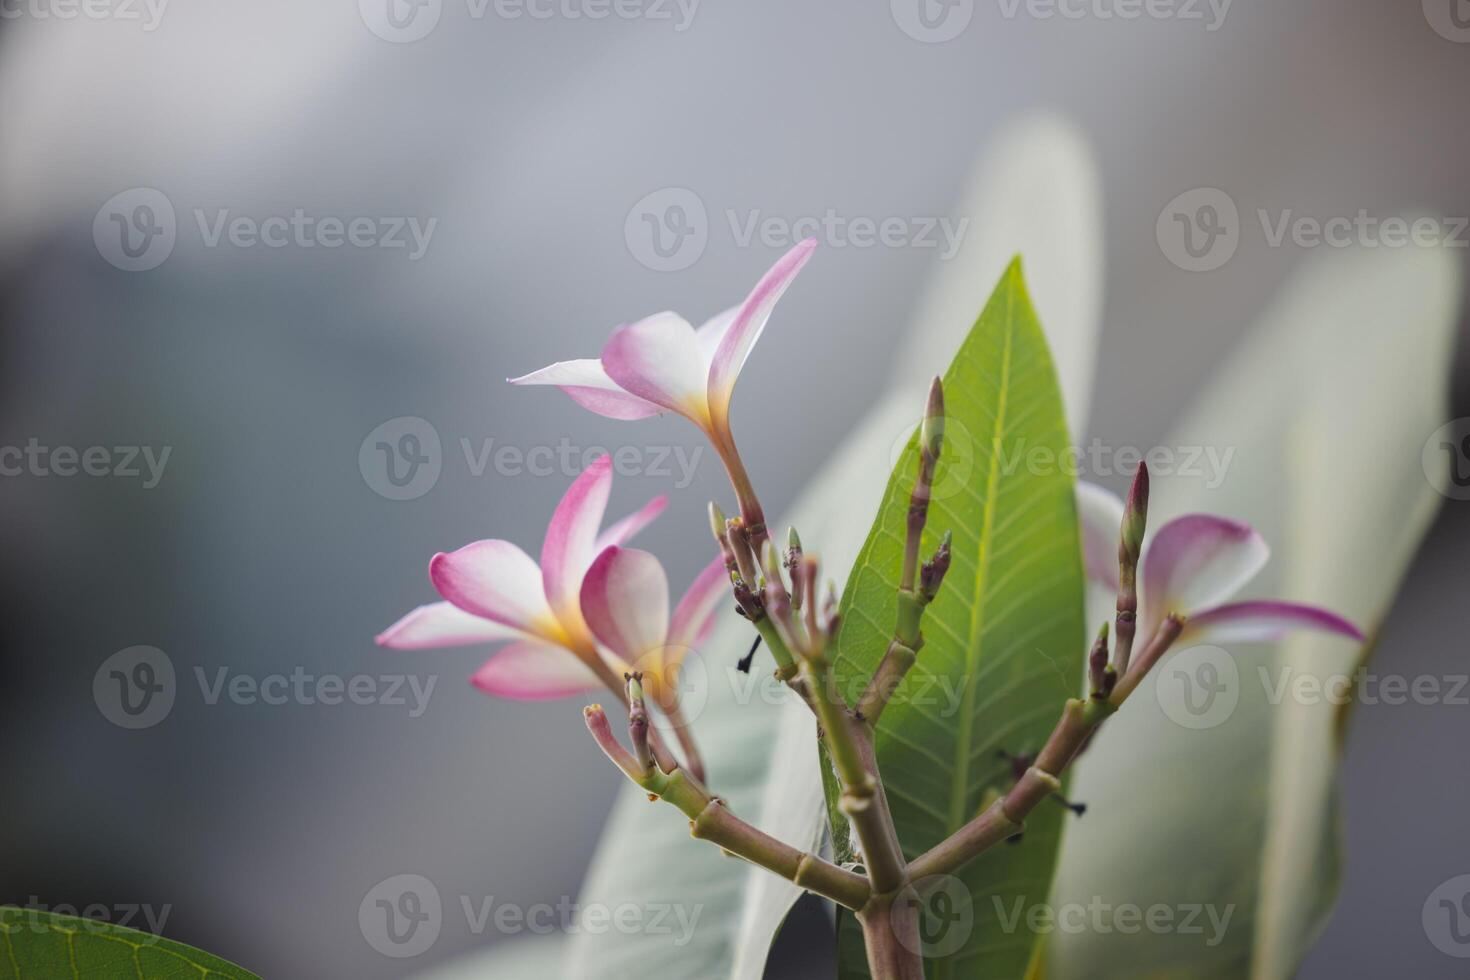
xmin=709 ymin=502 xmax=769 ymax=626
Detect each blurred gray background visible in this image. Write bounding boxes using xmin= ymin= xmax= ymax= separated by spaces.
xmin=1 ymin=1 xmax=1468 ymax=977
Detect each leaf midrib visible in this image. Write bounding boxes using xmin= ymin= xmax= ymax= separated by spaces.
xmin=945 ymin=271 xmax=1017 ymax=835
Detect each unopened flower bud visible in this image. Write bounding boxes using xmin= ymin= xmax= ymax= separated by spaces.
xmin=727 ymin=518 xmax=758 ymax=586
xmin=1120 ymin=462 xmax=1150 ymax=567
xmin=625 ymin=672 xmax=652 ymax=772
xmin=920 ymin=376 xmax=945 ymax=461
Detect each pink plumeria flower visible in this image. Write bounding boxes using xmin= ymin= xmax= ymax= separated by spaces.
xmin=1076 ymin=482 xmax=1364 ymax=647
xmin=375 ymin=455 xmax=667 ymax=700
xmin=508 ymin=239 xmax=817 ymax=522
xmin=579 ymin=545 xmax=728 ymax=722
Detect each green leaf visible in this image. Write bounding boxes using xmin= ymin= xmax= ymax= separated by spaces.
xmin=1046 ymin=240 xmax=1462 ymax=979
xmin=827 ymin=260 xmax=1086 ymax=979
xmin=0 ymin=907 xmax=258 ymax=979
xmin=556 ymin=114 xmax=1105 ymax=980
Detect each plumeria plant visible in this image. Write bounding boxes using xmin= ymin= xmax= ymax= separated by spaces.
xmin=380 ymin=241 xmax=1363 ymax=979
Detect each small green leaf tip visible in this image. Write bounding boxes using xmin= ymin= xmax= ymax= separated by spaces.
xmin=625 ymin=670 xmax=645 ymax=705
xmin=787 ymin=526 xmax=802 ymax=552
xmin=1121 ymin=461 xmax=1150 ymax=562
xmin=920 ymin=376 xmax=945 ymax=460
xmin=760 ymin=539 xmax=783 ymax=581
xmin=708 ymin=502 xmax=727 ymax=542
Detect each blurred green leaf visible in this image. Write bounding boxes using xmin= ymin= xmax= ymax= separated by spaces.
xmin=0 ymin=907 xmax=257 ymax=979
xmin=1046 ymin=241 xmax=1462 ymax=979
xmin=827 ymin=260 xmax=1085 ymax=979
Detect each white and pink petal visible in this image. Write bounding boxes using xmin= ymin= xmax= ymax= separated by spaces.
xmin=507 ymin=358 xmax=662 ymax=421
xmin=429 ymin=539 xmax=559 ymax=638
xmin=375 ymin=601 xmax=525 ymax=650
xmin=1141 ymin=514 xmax=1269 ymax=636
xmin=601 ymin=312 xmax=711 ymax=423
xmin=579 ymin=546 xmax=670 ymax=665
xmin=595 ymin=494 xmax=669 ymax=553
xmin=706 ymin=238 xmax=816 ymax=423
xmin=1181 ymin=600 xmax=1364 ymax=647
xmin=667 ymin=556 xmax=731 ymax=651
xmin=541 ymin=456 xmax=613 ymax=631
xmin=471 ymin=640 xmax=603 ymax=701
xmin=1075 ymin=482 xmax=1125 ymax=594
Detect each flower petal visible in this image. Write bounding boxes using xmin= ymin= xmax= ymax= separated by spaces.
xmin=1183 ymin=600 xmax=1365 ymax=646
xmin=541 ymin=457 xmax=612 ymax=635
xmin=1076 ymin=482 xmax=1124 ymax=594
xmin=595 ymin=494 xmax=669 ymax=553
xmin=375 ymin=601 xmax=525 ymax=650
xmin=694 ymin=305 xmax=739 ymax=366
xmin=707 ymin=238 xmax=817 ymax=423
xmin=1141 ymin=514 xmax=1269 ymax=636
xmin=579 ymin=546 xmax=669 ymax=664
xmin=507 ymin=358 xmax=662 ymax=421
xmin=430 ymin=539 xmax=559 ymax=638
xmin=602 ymin=312 xmax=710 ymax=423
xmin=471 ymin=640 xmax=602 ymax=701
xmin=667 ymin=555 xmax=730 ymax=650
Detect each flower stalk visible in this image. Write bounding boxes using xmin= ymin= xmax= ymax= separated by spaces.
xmin=583 ymin=696 xmax=869 ymax=910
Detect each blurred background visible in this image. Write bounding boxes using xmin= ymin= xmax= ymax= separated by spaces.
xmin=1 ymin=1 xmax=1468 ymax=977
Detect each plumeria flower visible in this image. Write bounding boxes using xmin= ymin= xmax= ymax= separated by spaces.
xmin=579 ymin=545 xmax=728 ymax=730
xmin=1076 ymin=482 xmax=1364 ymax=647
xmin=375 ymin=455 xmax=667 ymax=700
xmin=508 ymin=239 xmax=818 ymax=528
